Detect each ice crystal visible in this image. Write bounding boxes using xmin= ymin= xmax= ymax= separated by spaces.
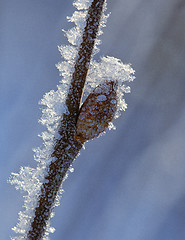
xmin=73 ymin=0 xmax=92 ymax=10
xmin=85 ymin=56 xmax=135 ymax=119
xmin=9 ymin=0 xmax=135 ymax=239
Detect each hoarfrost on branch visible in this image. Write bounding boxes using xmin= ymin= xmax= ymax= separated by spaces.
xmin=9 ymin=0 xmax=135 ymax=239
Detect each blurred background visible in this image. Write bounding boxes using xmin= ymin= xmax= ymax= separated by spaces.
xmin=1 ymin=0 xmax=185 ymax=239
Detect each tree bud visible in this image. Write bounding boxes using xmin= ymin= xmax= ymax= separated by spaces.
xmin=75 ymin=80 xmax=118 ymax=143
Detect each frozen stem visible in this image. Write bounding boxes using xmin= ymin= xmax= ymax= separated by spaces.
xmin=27 ymin=0 xmax=105 ymax=239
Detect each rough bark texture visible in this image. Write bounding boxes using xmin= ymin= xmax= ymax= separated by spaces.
xmin=27 ymin=0 xmax=105 ymax=239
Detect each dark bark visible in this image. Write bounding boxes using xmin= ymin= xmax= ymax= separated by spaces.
xmin=27 ymin=0 xmax=105 ymax=239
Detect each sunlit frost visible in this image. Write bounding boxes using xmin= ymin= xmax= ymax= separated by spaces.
xmin=85 ymin=56 xmax=135 ymax=119
xmin=9 ymin=0 xmax=135 ymax=239
xmin=73 ymin=0 xmax=92 ymax=10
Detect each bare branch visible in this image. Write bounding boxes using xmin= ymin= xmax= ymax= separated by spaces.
xmin=27 ymin=0 xmax=105 ymax=239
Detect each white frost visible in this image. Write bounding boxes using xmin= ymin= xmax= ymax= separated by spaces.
xmin=73 ymin=0 xmax=92 ymax=10
xmin=9 ymin=0 xmax=135 ymax=239
xmin=85 ymin=56 xmax=135 ymax=119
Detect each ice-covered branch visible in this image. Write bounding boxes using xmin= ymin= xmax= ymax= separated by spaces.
xmin=26 ymin=0 xmax=105 ymax=239
xmin=9 ymin=0 xmax=135 ymax=239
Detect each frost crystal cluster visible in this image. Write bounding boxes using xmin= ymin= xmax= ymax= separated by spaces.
xmin=9 ymin=0 xmax=135 ymax=239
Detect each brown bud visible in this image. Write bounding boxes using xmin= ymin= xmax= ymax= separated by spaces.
xmin=74 ymin=80 xmax=118 ymax=143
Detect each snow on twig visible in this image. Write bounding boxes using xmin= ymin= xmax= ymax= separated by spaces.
xmin=9 ymin=0 xmax=135 ymax=239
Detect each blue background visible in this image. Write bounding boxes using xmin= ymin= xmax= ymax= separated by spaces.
xmin=1 ymin=0 xmax=185 ymax=239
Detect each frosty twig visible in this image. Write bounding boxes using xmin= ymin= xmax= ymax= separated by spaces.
xmin=27 ymin=0 xmax=105 ymax=239
xmin=9 ymin=0 xmax=135 ymax=239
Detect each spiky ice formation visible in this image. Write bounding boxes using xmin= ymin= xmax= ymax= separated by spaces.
xmin=9 ymin=0 xmax=135 ymax=239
